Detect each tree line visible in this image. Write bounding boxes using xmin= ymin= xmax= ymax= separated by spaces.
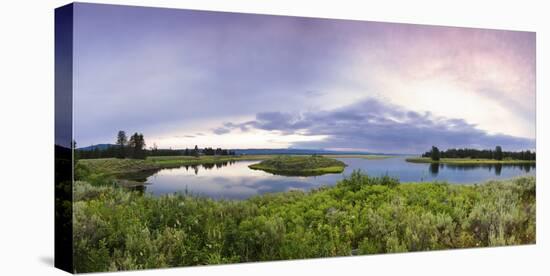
xmin=423 ymin=146 xmax=536 ymax=161
xmin=76 ymin=130 xmax=236 ymax=159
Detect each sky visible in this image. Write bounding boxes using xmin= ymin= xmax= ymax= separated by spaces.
xmin=73 ymin=3 xmax=535 ymax=154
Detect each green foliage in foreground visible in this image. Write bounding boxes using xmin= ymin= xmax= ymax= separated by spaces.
xmin=73 ymin=171 xmax=535 ymax=272
xmin=249 ymin=155 xmax=346 ymax=176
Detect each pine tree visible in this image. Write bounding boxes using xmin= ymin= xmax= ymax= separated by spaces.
xmin=116 ymin=130 xmax=127 ymax=158
xmin=431 ymin=146 xmax=440 ymax=161
xmin=194 ymin=145 xmax=199 ymax=157
xmin=495 ymin=146 xmax=503 ymax=160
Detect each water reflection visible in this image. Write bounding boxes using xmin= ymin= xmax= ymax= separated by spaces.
xmin=428 ymin=162 xmax=535 ymax=177
xmin=119 ymin=157 xmax=535 ymax=200
xmin=429 ymin=163 xmax=439 ymax=176
xmin=179 ymin=160 xmax=236 ymax=175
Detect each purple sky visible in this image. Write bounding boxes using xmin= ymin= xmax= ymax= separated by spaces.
xmin=73 ymin=3 xmax=535 ymax=153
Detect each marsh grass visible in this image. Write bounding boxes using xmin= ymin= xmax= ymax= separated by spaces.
xmin=248 ymin=155 xmax=346 ymax=176
xmin=73 ymin=167 xmax=535 ymax=272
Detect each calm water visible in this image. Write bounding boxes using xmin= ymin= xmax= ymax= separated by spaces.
xmin=133 ymin=157 xmax=535 ymax=199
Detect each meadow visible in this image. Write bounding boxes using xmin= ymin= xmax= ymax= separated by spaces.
xmin=73 ymin=158 xmax=536 ymax=272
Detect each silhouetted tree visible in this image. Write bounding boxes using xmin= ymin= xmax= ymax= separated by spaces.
xmin=203 ymin=147 xmax=215 ymax=156
xmin=431 ymin=146 xmax=440 ymax=161
xmin=151 ymin=143 xmax=158 ymax=156
xmin=72 ymin=140 xmax=80 ymax=160
xmin=128 ymin=132 xmax=146 ymax=159
xmin=116 ymin=130 xmax=128 ymax=158
xmin=495 ymin=146 xmax=503 ymax=161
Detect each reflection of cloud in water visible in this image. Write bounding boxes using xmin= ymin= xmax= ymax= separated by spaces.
xmin=146 ymin=161 xmax=333 ymax=199
xmin=221 ymin=177 xmax=320 ymax=194
xmin=143 ymin=158 xmax=535 ymax=200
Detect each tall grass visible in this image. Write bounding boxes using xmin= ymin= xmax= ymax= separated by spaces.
xmin=73 ymin=170 xmax=535 ymax=272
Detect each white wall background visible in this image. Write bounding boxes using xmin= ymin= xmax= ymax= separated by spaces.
xmin=0 ymin=0 xmax=547 ymax=275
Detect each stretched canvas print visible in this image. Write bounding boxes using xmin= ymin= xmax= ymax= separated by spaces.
xmin=55 ymin=2 xmax=536 ymax=273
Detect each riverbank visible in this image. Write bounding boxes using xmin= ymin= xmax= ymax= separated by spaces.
xmin=72 ymin=171 xmax=536 ymax=272
xmin=405 ymin=157 xmax=536 ymax=165
xmin=77 ymin=154 xmax=389 ymax=180
xmin=77 ymin=155 xmax=271 ymax=177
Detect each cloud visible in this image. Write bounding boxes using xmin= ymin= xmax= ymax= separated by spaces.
xmin=71 ymin=4 xmax=534 ymax=148
xmin=217 ymin=98 xmax=534 ymax=153
xmin=212 ymin=127 xmax=231 ymax=135
xmin=343 ymin=26 xmax=535 ymax=139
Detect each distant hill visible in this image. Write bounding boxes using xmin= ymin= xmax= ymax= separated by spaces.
xmin=232 ymin=148 xmax=388 ymax=156
xmin=78 ymin=144 xmax=116 ymax=151
xmin=77 ymin=145 xmax=400 ymax=156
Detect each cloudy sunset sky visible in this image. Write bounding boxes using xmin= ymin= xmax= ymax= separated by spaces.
xmin=73 ymin=3 xmax=535 ymax=154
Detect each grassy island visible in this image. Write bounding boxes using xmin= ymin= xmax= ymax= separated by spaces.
xmin=405 ymin=157 xmax=536 ymax=165
xmin=248 ymin=155 xmax=347 ymax=176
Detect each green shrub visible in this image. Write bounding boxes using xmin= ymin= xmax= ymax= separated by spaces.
xmin=72 ymin=173 xmax=536 ymax=272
